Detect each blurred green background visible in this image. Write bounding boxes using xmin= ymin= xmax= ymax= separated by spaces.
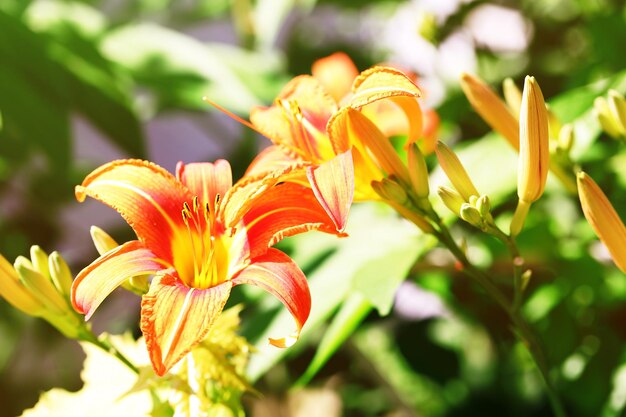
xmin=2 ymin=0 xmax=626 ymax=416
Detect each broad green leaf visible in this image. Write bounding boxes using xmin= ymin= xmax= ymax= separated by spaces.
xmin=295 ymin=293 xmax=372 ymax=387
xmin=101 ymin=24 xmax=265 ymax=113
xmin=245 ymin=203 xmax=434 ymax=381
xmin=0 ymin=10 xmax=145 ymax=158
xmin=352 ymin=243 xmax=423 ymax=316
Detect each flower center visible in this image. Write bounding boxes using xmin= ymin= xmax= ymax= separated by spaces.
xmin=175 ymin=195 xmax=228 ymax=290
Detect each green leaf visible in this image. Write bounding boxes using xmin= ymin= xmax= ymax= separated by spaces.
xmin=296 ymin=294 xmax=372 ymax=386
xmin=0 ymin=10 xmax=145 ymax=158
xmin=101 ymin=24 xmax=268 ymax=113
xmin=245 ymin=203 xmax=435 ymax=381
xmin=352 ymin=243 xmax=422 ymax=316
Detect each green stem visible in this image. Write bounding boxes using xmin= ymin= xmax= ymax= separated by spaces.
xmin=79 ymin=328 xmax=139 ymax=374
xmin=431 ymin=217 xmax=567 ymax=417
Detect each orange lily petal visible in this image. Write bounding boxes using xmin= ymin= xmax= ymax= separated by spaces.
xmin=176 ymin=160 xmax=232 ymax=207
xmin=71 ymin=241 xmax=166 ymax=320
xmin=250 ymin=75 xmax=337 ymax=162
xmin=232 ymin=181 xmax=346 ymax=261
xmin=76 ymin=160 xmax=192 ymax=262
xmin=245 ymin=145 xmax=302 ymax=178
xmin=350 ymin=67 xmax=423 ymax=145
xmin=306 ymin=150 xmax=354 ymax=232
xmin=141 ymin=274 xmax=232 ymax=376
xmin=232 ymin=248 xmax=310 ymax=348
xmin=312 ymin=52 xmax=359 ymax=102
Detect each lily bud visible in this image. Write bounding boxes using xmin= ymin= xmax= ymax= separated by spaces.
xmin=407 ymin=144 xmax=430 ymax=198
xmin=594 ymin=96 xmax=624 ymax=139
xmin=558 ymin=124 xmax=575 ymax=154
xmin=15 ymin=256 xmax=68 ymax=314
xmin=0 ymin=254 xmax=44 ymax=315
xmin=30 ymin=245 xmax=50 ymax=280
xmin=435 ymin=141 xmax=479 ymax=201
xmin=460 ymin=203 xmax=483 ymax=227
xmin=90 ymin=225 xmax=119 ymax=255
xmin=608 ymin=90 xmax=626 ymax=135
xmin=49 ymin=251 xmax=73 ymax=298
xmin=372 ymin=178 xmax=408 ymax=205
xmin=460 ymin=73 xmax=519 ymax=150
xmin=437 ymin=186 xmax=465 ymax=215
xmin=517 ymin=76 xmax=549 ymax=204
xmin=577 ymin=171 xmax=626 ymax=273
xmin=476 ymin=195 xmax=491 ymax=218
xmin=503 ymin=77 xmax=522 ymax=120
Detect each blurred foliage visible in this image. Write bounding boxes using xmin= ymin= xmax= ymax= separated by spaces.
xmin=2 ymin=0 xmax=626 ymax=416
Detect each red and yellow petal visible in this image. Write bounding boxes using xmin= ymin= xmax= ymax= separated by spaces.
xmin=306 ymin=150 xmax=354 ymax=232
xmin=350 ymin=67 xmax=423 ymax=145
xmin=71 ymin=240 xmax=167 ymax=320
xmin=312 ymin=52 xmax=359 ymax=103
xmin=231 ymin=180 xmax=346 ymax=261
xmin=141 ymin=274 xmax=233 ymax=376
xmin=76 ymin=159 xmax=192 ymax=262
xmin=231 ymin=248 xmax=310 ymax=348
xmin=176 ymin=160 xmax=233 ymax=208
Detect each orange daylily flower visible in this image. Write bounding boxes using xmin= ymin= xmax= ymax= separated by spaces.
xmin=244 ymin=53 xmax=435 ymax=201
xmin=71 ymin=159 xmax=346 ymax=376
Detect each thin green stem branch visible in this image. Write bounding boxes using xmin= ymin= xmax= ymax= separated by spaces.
xmin=78 ymin=328 xmax=139 ymax=374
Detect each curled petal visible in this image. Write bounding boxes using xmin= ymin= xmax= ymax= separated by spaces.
xmin=71 ymin=241 xmax=166 ymax=320
xmin=232 ymin=180 xmax=346 ymax=261
xmin=176 ymin=160 xmax=233 ymax=208
xmin=351 ymin=66 xmax=421 ymax=106
xmin=141 ymin=274 xmax=233 ymax=376
xmin=232 ymin=249 xmax=311 ymax=348
xmin=76 ymin=159 xmax=192 ymax=262
xmin=306 ymin=150 xmax=354 ymax=232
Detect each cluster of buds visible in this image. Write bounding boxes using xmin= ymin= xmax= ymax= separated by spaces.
xmin=371 ymin=143 xmax=433 ymax=233
xmin=0 ymin=246 xmax=84 ymax=338
xmin=461 ymin=73 xmax=577 ymax=194
xmin=435 ymin=142 xmax=495 ymax=232
xmin=594 ymin=89 xmax=626 ymax=140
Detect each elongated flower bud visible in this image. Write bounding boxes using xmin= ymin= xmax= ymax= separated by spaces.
xmin=517 ymin=76 xmax=549 ymax=203
xmin=608 ymin=90 xmax=626 ymax=136
xmin=90 ymin=225 xmax=119 ymax=255
xmin=577 ymin=172 xmax=626 ymax=273
xmin=372 ymin=178 xmax=408 ymax=205
xmin=460 ymin=73 xmax=519 ymax=150
xmin=503 ymin=78 xmax=522 ymax=120
xmin=435 ymin=141 xmax=479 ymax=201
xmin=437 ymin=186 xmax=465 ymax=215
xmin=594 ymin=96 xmax=624 ymax=139
xmin=407 ymin=144 xmax=430 ymax=198
xmin=15 ymin=256 xmax=68 ymax=314
xmin=460 ymin=203 xmax=483 ymax=227
xmin=0 ymin=254 xmax=44 ymax=314
xmin=30 ymin=246 xmax=50 ymax=280
xmin=49 ymin=251 xmax=73 ymax=298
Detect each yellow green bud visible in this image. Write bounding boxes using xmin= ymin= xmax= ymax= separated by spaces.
xmin=30 ymin=245 xmax=50 ymax=279
xmin=49 ymin=251 xmax=73 ymax=298
xmin=608 ymin=89 xmax=626 ymax=136
xmin=594 ymin=96 xmax=623 ymax=139
xmin=407 ymin=143 xmax=430 ymax=198
xmin=0 ymin=254 xmax=44 ymax=315
xmin=90 ymin=225 xmax=119 ymax=255
xmin=503 ymin=77 xmax=522 ymax=120
xmin=558 ymin=124 xmax=575 ymax=154
xmin=437 ymin=186 xmax=465 ymax=215
xmin=477 ymin=195 xmax=491 ymax=218
xmin=460 ymin=203 xmax=483 ymax=227
xmin=435 ymin=141 xmax=480 ymax=201
xmin=15 ymin=256 xmax=68 ymax=314
xmin=371 ymin=178 xmax=408 ymax=205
